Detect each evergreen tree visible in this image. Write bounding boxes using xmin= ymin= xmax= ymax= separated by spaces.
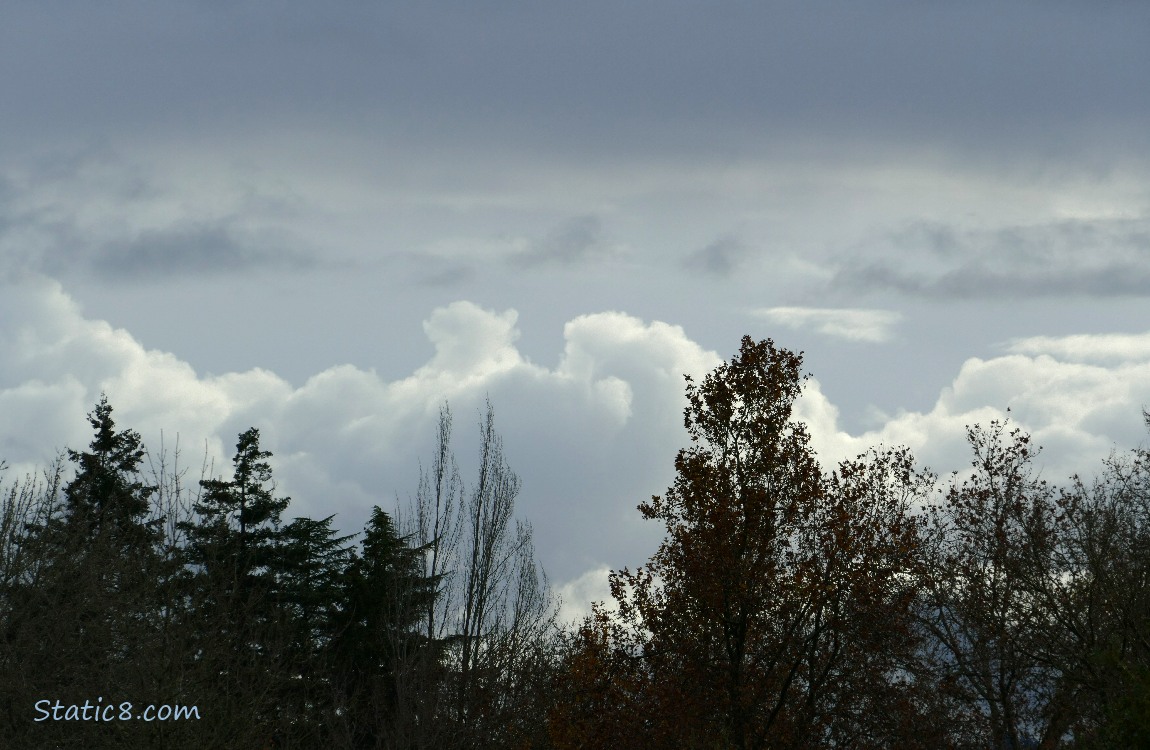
xmin=331 ymin=506 xmax=442 ymax=748
xmin=62 ymin=396 xmax=157 ymax=543
xmin=46 ymin=397 xmax=165 ymax=681
xmin=2 ymin=397 xmax=181 ymax=748
xmin=277 ymin=512 xmax=356 ymax=741
xmin=177 ymin=427 xmax=294 ymax=746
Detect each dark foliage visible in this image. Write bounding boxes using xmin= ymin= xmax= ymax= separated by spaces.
xmin=3 ymin=339 xmax=1150 ymax=748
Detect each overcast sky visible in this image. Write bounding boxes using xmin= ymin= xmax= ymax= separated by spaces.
xmin=2 ymin=1 xmax=1149 ymax=620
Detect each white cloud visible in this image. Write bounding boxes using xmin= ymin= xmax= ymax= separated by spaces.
xmin=1004 ymin=331 xmax=1150 ymax=363
xmin=0 ymin=278 xmax=720 ymax=595
xmin=752 ymin=306 xmax=903 ymax=343
xmin=800 ymin=351 xmax=1150 ymax=485
xmin=5 ymin=279 xmax=1150 ymax=621
xmin=556 ymin=566 xmax=615 ymax=626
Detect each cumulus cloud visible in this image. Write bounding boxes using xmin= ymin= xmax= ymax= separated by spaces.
xmin=0 ymin=278 xmax=720 ymax=606
xmin=752 ymin=307 xmax=902 ymax=343
xmin=556 ymin=566 xmax=615 ymax=625
xmin=797 ymin=350 xmax=1150 ymax=487
xmin=6 ymin=279 xmax=1150 ymax=619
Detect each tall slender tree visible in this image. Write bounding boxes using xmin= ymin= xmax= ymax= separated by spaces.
xmin=404 ymin=400 xmax=560 ymax=749
xmin=177 ymin=427 xmax=294 ymax=746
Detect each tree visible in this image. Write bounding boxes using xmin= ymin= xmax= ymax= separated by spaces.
xmin=277 ymin=513 xmax=357 ymax=743
xmin=330 ymin=506 xmax=441 ymax=748
xmin=405 ymin=400 xmax=560 ymax=749
xmin=553 ymin=336 xmax=934 ymax=749
xmin=0 ymin=459 xmax=67 ymax=742
xmin=1028 ymin=413 xmax=1150 ymax=747
xmin=61 ymin=396 xmax=157 ymax=541
xmin=0 ymin=398 xmax=194 ymax=748
xmin=917 ymin=419 xmax=1073 ymax=749
xmin=177 ymin=427 xmax=295 ymax=746
xmin=44 ymin=397 xmax=165 ymax=676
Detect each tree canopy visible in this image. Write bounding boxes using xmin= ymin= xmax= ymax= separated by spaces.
xmin=3 ymin=340 xmax=1150 ymax=748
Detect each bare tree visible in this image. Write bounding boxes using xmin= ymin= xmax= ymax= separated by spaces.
xmin=402 ymin=399 xmax=560 ymax=748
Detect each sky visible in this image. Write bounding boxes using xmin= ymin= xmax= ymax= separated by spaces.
xmin=2 ymin=0 xmax=1149 ymax=621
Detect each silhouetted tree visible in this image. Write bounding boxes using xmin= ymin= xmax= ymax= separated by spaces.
xmin=553 ymin=337 xmax=935 ymax=750
xmin=328 ymin=507 xmax=441 ymax=748
xmin=177 ymin=427 xmax=295 ymax=745
xmin=406 ymin=400 xmax=561 ymax=749
xmin=917 ymin=420 xmax=1074 ymax=749
xmin=0 ymin=398 xmax=193 ymax=748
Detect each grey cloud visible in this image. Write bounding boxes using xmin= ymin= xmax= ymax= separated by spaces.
xmin=89 ymin=222 xmax=318 ymax=280
xmin=0 ymin=148 xmax=322 ymax=281
xmin=1 ymin=2 xmax=1146 ymax=164
xmin=510 ymin=216 xmax=608 ymax=269
xmin=837 ymin=261 xmax=1150 ymax=299
xmin=834 ymin=218 xmax=1150 ymax=298
xmin=682 ymin=237 xmax=747 ymax=277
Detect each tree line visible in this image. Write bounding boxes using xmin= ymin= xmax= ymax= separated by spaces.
xmin=1 ymin=398 xmax=557 ymax=748
xmin=2 ymin=336 xmax=1150 ymax=747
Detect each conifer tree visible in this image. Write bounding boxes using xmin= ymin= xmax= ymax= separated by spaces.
xmin=277 ymin=512 xmax=356 ymax=740
xmin=331 ymin=506 xmax=442 ymax=748
xmin=2 ymin=398 xmax=180 ymax=748
xmin=177 ymin=427 xmax=294 ymax=745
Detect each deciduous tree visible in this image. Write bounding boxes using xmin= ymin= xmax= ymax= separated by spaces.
xmin=553 ymin=337 xmax=935 ymax=750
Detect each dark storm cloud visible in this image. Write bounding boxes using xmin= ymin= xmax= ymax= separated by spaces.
xmin=89 ymin=221 xmax=318 ymax=280
xmin=1 ymin=1 xmax=1146 ymax=161
xmin=682 ymin=237 xmax=748 ymax=277
xmin=509 ymin=216 xmax=609 ymax=269
xmin=0 ymin=199 xmax=318 ymax=281
xmin=0 ymin=143 xmax=323 ymax=281
xmin=833 ymin=218 xmax=1150 ymax=298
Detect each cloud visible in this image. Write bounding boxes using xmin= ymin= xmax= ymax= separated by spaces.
xmin=0 ymin=150 xmax=320 ymax=282
xmin=840 ymin=261 xmax=1150 ymax=299
xmin=4 ymin=1 xmax=1147 ymax=166
xmin=752 ymin=307 xmax=902 ymax=343
xmin=1004 ymin=332 xmax=1150 ymax=363
xmin=682 ymin=236 xmax=748 ymax=277
xmin=89 ymin=220 xmax=317 ymax=279
xmin=797 ymin=350 xmax=1150 ymax=488
xmin=0 ymin=278 xmax=720 ymax=599
xmin=556 ymin=566 xmax=615 ymax=625
xmin=509 ymin=216 xmax=611 ymax=268
xmin=834 ymin=217 xmax=1150 ymax=298
xmin=6 ymin=279 xmax=1150 ymax=620
xmin=419 ymin=265 xmax=475 ymax=287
